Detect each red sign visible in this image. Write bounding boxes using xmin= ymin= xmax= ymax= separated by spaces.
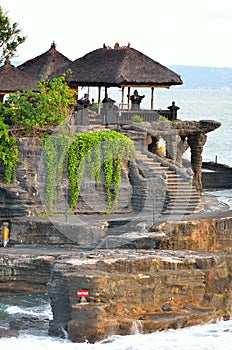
xmin=77 ymin=290 xmax=89 ymax=297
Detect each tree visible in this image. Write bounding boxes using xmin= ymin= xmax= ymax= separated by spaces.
xmin=0 ymin=6 xmax=26 ymax=64
xmin=0 ymin=73 xmax=76 ymax=183
xmin=1 ymin=73 xmax=77 ymax=132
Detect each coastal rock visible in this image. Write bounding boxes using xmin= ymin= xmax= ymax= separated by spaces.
xmin=9 ymin=317 xmax=49 ymax=331
xmin=47 ymin=249 xmax=232 ymax=343
xmin=0 ymin=327 xmax=19 ymax=338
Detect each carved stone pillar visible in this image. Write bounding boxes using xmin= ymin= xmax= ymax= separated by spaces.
xmin=188 ymin=132 xmax=207 ymax=193
xmin=164 ymin=134 xmax=178 ymax=162
xmin=176 ymin=136 xmax=189 ymax=167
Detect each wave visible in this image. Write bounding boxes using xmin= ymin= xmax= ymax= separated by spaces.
xmin=0 ymin=319 xmax=232 ymax=350
xmin=5 ymin=305 xmax=52 ymax=319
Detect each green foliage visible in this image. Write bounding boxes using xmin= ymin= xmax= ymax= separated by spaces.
xmin=0 ymin=6 xmax=26 ymax=63
xmin=159 ymin=115 xmax=168 ymax=121
xmin=132 ymin=114 xmax=144 ymax=122
xmin=91 ymin=102 xmax=103 ymax=109
xmin=44 ymin=134 xmax=72 ymax=212
xmin=2 ymin=74 xmax=77 ymax=132
xmin=44 ymin=131 xmax=134 ymax=214
xmin=0 ymin=116 xmax=18 ymax=183
xmin=0 ymin=74 xmax=76 ymax=185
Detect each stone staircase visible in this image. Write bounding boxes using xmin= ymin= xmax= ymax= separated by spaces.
xmin=135 ymin=150 xmax=202 ymax=215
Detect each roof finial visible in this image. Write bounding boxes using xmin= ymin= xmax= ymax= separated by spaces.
xmin=50 ymin=41 xmax=56 ymax=50
xmin=114 ymin=41 xmax=119 ymax=49
xmin=4 ymin=58 xmax=11 ymax=65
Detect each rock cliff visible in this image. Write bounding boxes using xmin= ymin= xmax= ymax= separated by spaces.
xmin=48 ymin=249 xmax=232 ymax=342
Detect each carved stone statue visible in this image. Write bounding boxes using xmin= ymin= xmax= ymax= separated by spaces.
xmin=76 ymin=93 xmax=90 ymax=109
xmin=130 ymin=90 xmax=145 ymax=110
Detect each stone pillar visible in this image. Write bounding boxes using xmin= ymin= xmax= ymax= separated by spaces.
xmin=164 ymin=134 xmax=178 ymax=162
xmin=188 ymin=132 xmax=207 ymax=193
xmin=176 ymin=136 xmax=189 ymax=167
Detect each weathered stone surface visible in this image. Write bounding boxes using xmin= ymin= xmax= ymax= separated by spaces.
xmin=156 ymin=215 xmax=232 ymax=252
xmin=10 ymin=216 xmax=108 ymax=247
xmin=7 ymin=212 xmax=232 ymax=252
xmin=47 ymin=249 xmax=232 ymax=342
xmin=0 ymin=254 xmax=54 ymax=295
xmin=9 ymin=317 xmax=49 ymax=331
xmin=1 ymin=211 xmax=232 ymax=342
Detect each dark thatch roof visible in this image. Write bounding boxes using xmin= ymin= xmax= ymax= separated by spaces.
xmin=51 ymin=46 xmax=183 ymax=88
xmin=0 ymin=59 xmax=38 ymax=93
xmin=18 ymin=42 xmax=72 ymax=82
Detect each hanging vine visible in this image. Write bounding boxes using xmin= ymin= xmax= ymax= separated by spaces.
xmin=44 ymin=133 xmax=72 ymax=212
xmin=0 ymin=117 xmax=18 ymax=184
xmin=67 ymin=130 xmax=134 ymax=212
xmin=44 ymin=130 xmax=134 ymax=213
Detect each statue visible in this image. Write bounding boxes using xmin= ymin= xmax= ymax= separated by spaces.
xmin=130 ymin=90 xmax=145 ymax=110
xmin=76 ymin=93 xmax=90 ymax=110
xmin=102 ymin=94 xmax=116 ymax=105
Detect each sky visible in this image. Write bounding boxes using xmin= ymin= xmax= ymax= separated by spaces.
xmin=1 ymin=0 xmax=232 ymax=68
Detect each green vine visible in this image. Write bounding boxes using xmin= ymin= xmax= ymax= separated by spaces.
xmin=44 ymin=134 xmax=72 ymax=212
xmin=44 ymin=130 xmax=134 ymax=214
xmin=0 ymin=73 xmax=76 ymax=187
xmin=0 ymin=116 xmax=18 ymax=183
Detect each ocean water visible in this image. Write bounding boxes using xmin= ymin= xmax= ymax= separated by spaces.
xmin=155 ymin=88 xmax=232 ymax=167
xmin=1 ymin=88 xmax=232 ymax=348
xmin=83 ymin=87 xmax=232 ymax=166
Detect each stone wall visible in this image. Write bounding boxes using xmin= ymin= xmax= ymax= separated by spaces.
xmin=202 ymin=171 xmax=232 ymax=189
xmin=8 ymin=213 xmax=232 ymax=252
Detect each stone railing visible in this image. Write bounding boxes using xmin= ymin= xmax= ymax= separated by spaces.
xmin=72 ymin=101 xmax=180 ymax=126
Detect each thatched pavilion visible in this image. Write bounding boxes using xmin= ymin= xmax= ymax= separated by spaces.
xmin=18 ymin=42 xmax=72 ymax=82
xmin=0 ymin=59 xmax=38 ymax=103
xmin=51 ymin=44 xmax=183 ymax=113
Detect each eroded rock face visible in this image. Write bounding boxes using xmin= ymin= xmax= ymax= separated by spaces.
xmin=0 ymin=255 xmax=54 ymax=296
xmin=47 ymin=249 xmax=232 ymax=343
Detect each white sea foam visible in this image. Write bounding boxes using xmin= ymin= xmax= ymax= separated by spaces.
xmin=0 ymin=320 xmax=232 ymax=350
xmin=6 ymin=305 xmax=52 ymax=319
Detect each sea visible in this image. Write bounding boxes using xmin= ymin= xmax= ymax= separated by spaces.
xmin=1 ymin=87 xmax=232 ymax=349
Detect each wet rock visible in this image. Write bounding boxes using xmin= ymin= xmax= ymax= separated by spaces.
xmin=0 ymin=327 xmax=19 ymax=338
xmin=9 ymin=317 xmax=49 ymax=331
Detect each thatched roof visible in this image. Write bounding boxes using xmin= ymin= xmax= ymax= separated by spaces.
xmin=18 ymin=42 xmax=72 ymax=82
xmin=51 ymin=46 xmax=183 ymax=88
xmin=0 ymin=59 xmax=38 ymax=93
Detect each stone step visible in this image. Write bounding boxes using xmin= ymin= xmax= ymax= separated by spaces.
xmin=147 ymin=165 xmax=175 ymax=175
xmin=167 ymin=198 xmax=200 ymax=204
xmin=167 ymin=182 xmax=193 ymax=188
xmin=165 ymin=203 xmax=201 ymax=210
xmin=137 ymin=158 xmax=161 ymax=164
xmin=135 ymin=149 xmax=200 ymax=216
xmin=163 ymin=210 xmax=200 ymax=215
